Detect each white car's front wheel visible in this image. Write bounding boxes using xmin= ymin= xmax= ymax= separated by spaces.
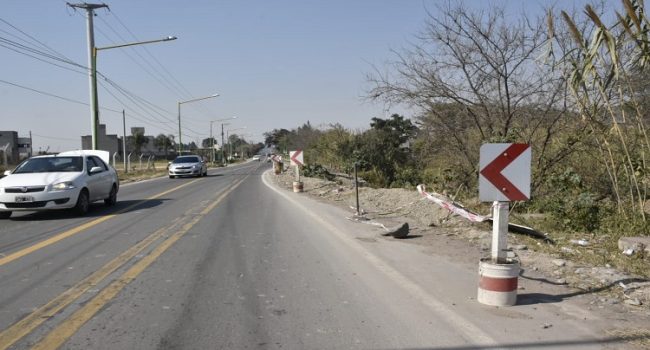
xmin=0 ymin=211 xmax=11 ymax=219
xmin=74 ymin=190 xmax=90 ymax=215
xmin=104 ymin=185 xmax=117 ymax=206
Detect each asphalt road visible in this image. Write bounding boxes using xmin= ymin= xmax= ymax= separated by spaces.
xmin=0 ymin=161 xmax=634 ymax=349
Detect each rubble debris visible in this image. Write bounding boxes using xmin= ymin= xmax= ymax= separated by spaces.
xmin=416 ymin=185 xmax=554 ymax=243
xmin=624 ymin=298 xmax=643 ymax=306
xmin=618 ymin=237 xmax=650 ymax=254
xmin=386 ymin=222 xmax=410 ymax=239
xmin=570 ymin=239 xmax=589 ymax=246
xmin=552 ymin=259 xmax=567 ymax=267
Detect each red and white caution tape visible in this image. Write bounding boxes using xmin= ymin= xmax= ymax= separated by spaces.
xmin=416 ymin=184 xmax=488 ymax=223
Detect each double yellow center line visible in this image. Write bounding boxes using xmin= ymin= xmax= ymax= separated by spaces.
xmin=0 ymin=178 xmax=200 ymax=267
xmin=0 ymin=175 xmax=248 ymax=350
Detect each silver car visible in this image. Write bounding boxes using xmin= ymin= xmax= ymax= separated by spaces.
xmin=168 ymin=155 xmax=208 ymax=178
xmin=0 ymin=150 xmax=119 ymax=219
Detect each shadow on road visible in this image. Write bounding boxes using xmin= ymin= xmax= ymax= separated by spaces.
xmin=7 ymin=198 xmax=169 ymax=221
xmin=387 ymin=333 xmax=649 ymax=349
xmin=517 ymin=269 xmax=649 ymax=305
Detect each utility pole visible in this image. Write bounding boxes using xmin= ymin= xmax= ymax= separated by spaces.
xmin=210 ymin=122 xmax=218 ymax=164
xmin=177 ymin=101 xmax=182 ymax=154
xmin=67 ymin=2 xmax=109 ymax=150
xmin=29 ymin=131 xmax=33 ymax=157
xmin=221 ymin=123 xmax=225 ymax=166
xmin=122 ymin=110 xmax=128 ymax=173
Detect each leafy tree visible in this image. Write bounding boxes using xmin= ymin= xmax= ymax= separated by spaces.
xmin=133 ymin=131 xmax=149 ymax=155
xmin=309 ymin=124 xmax=355 ymax=171
xmin=154 ymin=134 xmax=175 ymax=158
xmin=355 ymin=114 xmax=418 ymax=186
xmin=201 ymin=137 xmax=217 ymax=149
xmin=286 ymin=121 xmax=322 ymax=150
xmin=264 ymin=129 xmax=291 ymax=151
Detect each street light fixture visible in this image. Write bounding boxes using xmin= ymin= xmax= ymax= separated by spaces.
xmin=209 ymin=116 xmax=237 ymax=164
xmin=89 ymin=36 xmax=177 ymax=150
xmin=177 ymin=93 xmax=219 ymax=154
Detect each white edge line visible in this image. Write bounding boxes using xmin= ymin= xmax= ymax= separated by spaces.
xmin=260 ymin=170 xmax=498 ymax=346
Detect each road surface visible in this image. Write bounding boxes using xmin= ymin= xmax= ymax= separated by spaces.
xmin=0 ymin=161 xmax=635 ymax=349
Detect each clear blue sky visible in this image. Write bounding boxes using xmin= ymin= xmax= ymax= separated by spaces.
xmin=1 ymin=0 xmax=591 ymax=152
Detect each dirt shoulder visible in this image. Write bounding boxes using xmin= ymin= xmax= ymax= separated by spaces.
xmin=270 ymin=169 xmax=650 ymax=347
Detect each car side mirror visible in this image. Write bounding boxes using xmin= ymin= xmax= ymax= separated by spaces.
xmin=89 ymin=166 xmax=103 ymax=174
xmin=3 ymin=170 xmax=11 ymax=176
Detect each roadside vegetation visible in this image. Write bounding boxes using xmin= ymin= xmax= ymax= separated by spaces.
xmin=264 ymin=1 xmax=650 ymax=277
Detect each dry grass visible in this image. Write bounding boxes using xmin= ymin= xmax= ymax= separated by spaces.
xmin=606 ymin=328 xmax=650 ymax=348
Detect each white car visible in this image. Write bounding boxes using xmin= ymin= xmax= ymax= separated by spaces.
xmin=252 ymin=155 xmax=261 ymax=161
xmin=168 ymin=155 xmax=208 ymax=178
xmin=0 ymin=150 xmax=119 ymax=219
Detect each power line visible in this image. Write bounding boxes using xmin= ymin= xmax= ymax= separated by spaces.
xmin=0 ymin=12 xmax=210 ymax=140
xmin=0 ymin=35 xmax=86 ymax=70
xmin=0 ymin=17 xmax=74 ymax=62
xmin=103 ymin=10 xmax=218 ymax=121
xmin=97 ymin=17 xmax=190 ymax=101
xmin=0 ymin=78 xmax=118 ymax=114
xmin=0 ymin=40 xmax=87 ymax=75
xmin=111 ymin=12 xmax=196 ymax=99
xmin=32 ymin=133 xmax=78 ymax=142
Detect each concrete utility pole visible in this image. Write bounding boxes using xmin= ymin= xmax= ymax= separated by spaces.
xmin=221 ymin=123 xmax=225 ymax=165
xmin=122 ymin=110 xmax=128 ymax=173
xmin=67 ymin=2 xmax=108 ymax=150
xmin=210 ymin=121 xmax=215 ymax=163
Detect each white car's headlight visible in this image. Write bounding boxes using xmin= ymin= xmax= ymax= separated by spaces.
xmin=52 ymin=181 xmax=76 ymax=190
xmin=191 ymin=165 xmax=198 ymax=169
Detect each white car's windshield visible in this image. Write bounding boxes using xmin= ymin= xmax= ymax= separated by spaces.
xmin=173 ymin=156 xmax=201 ymax=164
xmin=13 ymin=157 xmax=83 ymax=174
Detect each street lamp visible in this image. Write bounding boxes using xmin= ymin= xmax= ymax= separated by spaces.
xmin=209 ymin=116 xmax=237 ymax=164
xmin=226 ymin=126 xmax=246 ymax=162
xmin=177 ymin=93 xmax=219 ymax=154
xmin=89 ymin=36 xmax=177 ymax=150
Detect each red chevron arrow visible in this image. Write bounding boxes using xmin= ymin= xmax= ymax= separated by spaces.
xmin=480 ymin=144 xmax=529 ymax=201
xmin=290 ymin=150 xmax=303 ymax=166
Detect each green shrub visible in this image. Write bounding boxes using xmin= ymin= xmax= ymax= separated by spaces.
xmin=359 ymin=167 xmax=389 ymax=188
xmin=539 ymin=168 xmax=607 ymax=232
xmin=302 ymin=163 xmax=335 ymax=181
xmin=391 ymin=166 xmax=422 ymax=189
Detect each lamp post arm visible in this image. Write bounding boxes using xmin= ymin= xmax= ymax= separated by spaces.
xmin=96 ymin=37 xmax=177 ymax=51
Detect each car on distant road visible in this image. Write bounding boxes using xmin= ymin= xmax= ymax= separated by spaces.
xmin=0 ymin=150 xmax=119 ymax=219
xmin=168 ymin=155 xmax=207 ymax=178
xmin=252 ymin=155 xmax=261 ymax=161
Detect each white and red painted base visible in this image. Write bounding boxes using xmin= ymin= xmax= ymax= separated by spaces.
xmin=293 ymin=181 xmax=304 ymax=193
xmin=478 ymin=259 xmax=519 ymax=306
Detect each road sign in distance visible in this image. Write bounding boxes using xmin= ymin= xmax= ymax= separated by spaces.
xmin=290 ymin=150 xmax=304 ymax=167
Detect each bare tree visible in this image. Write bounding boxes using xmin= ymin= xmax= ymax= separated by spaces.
xmin=368 ymin=3 xmax=579 ymax=191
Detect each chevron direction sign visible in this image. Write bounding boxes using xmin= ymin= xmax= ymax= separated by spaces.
xmin=479 ymin=143 xmax=531 ymax=202
xmin=290 ymin=150 xmax=304 ymax=167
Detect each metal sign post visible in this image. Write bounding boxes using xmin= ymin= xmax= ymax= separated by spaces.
xmin=477 ymin=143 xmax=531 ymax=306
xmin=491 ymin=201 xmax=509 ymax=263
xmin=290 ymin=150 xmax=304 ymax=193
